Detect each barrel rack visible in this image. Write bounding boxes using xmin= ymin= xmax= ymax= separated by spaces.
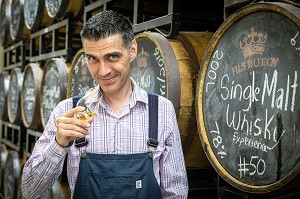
xmin=0 ymin=36 xmax=29 ymax=160
xmin=29 ymin=16 xmax=82 ymax=63
xmin=84 ymin=0 xmax=180 ymax=37
xmin=0 ymin=120 xmax=25 ymax=156
xmin=3 ymin=37 xmax=28 ymax=71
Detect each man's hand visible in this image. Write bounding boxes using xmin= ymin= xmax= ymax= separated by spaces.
xmin=55 ymin=106 xmax=93 ymax=147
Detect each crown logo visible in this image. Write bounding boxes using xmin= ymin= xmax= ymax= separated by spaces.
xmin=137 ymin=47 xmax=149 ymax=68
xmin=240 ymin=27 xmax=267 ymax=59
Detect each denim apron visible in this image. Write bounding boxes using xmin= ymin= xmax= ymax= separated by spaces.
xmin=72 ymin=93 xmax=162 ymax=199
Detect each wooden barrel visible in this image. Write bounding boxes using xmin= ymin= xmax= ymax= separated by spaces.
xmin=0 ymin=71 xmax=9 ymax=120
xmin=21 ymin=63 xmax=43 ymax=129
xmin=9 ymin=0 xmax=30 ymax=42
xmin=0 ymin=0 xmax=12 ymax=47
xmin=196 ymin=2 xmax=300 ymax=193
xmin=24 ymin=0 xmax=53 ymax=31
xmin=45 ymin=0 xmax=83 ymax=20
xmin=0 ymin=144 xmax=7 ymax=198
xmin=130 ymin=31 xmax=213 ymax=168
xmin=40 ymin=58 xmax=69 ymax=128
xmin=67 ymin=49 xmax=97 ymax=98
xmin=7 ymin=68 xmax=23 ymax=124
xmin=4 ymin=150 xmax=20 ymax=199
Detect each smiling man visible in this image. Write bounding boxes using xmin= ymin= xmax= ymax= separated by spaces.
xmin=22 ymin=10 xmax=188 ymax=199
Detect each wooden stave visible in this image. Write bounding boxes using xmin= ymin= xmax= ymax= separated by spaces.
xmin=131 ymin=31 xmax=213 ymax=168
xmin=0 ymin=71 xmax=10 ymax=120
xmin=176 ymin=31 xmax=214 ymax=168
xmin=167 ymin=32 xmax=212 ymax=169
xmin=40 ymin=58 xmax=69 ymax=128
xmin=21 ymin=63 xmax=43 ymax=129
xmin=7 ymin=67 xmax=23 ymax=124
xmin=196 ymin=2 xmax=300 ymax=193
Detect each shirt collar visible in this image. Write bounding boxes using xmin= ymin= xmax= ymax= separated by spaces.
xmin=129 ymin=77 xmax=148 ymax=108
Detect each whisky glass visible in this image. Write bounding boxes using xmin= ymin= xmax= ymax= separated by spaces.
xmin=74 ymin=89 xmax=98 ymax=121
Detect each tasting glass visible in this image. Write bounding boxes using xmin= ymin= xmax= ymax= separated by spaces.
xmin=74 ymin=89 xmax=98 ymax=121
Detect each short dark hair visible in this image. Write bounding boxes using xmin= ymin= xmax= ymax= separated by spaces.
xmin=81 ymin=10 xmax=134 ymax=49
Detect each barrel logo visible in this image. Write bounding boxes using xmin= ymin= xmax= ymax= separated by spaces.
xmin=240 ymin=27 xmax=267 ymax=59
xmin=137 ymin=47 xmax=149 ymax=68
xmin=232 ymin=27 xmax=279 ymax=76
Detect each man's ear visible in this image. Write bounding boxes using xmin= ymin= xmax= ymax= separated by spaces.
xmin=130 ymin=39 xmax=138 ymax=62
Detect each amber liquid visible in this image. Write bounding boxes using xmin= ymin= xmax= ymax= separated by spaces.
xmin=77 ymin=112 xmax=96 ymax=121
xmin=87 ymin=112 xmax=96 ymax=117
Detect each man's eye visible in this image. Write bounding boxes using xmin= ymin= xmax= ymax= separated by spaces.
xmin=86 ymin=56 xmax=97 ymax=62
xmin=109 ymin=54 xmax=119 ymax=61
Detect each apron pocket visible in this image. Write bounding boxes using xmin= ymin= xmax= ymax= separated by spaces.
xmin=100 ymin=176 xmax=136 ymax=199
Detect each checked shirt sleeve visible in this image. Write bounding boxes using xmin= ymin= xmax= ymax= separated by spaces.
xmin=21 ymin=99 xmax=71 ymax=198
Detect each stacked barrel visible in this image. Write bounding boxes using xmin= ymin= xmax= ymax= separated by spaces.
xmin=1 ymin=0 xmax=300 ymax=199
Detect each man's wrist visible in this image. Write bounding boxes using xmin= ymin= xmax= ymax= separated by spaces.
xmin=55 ymin=137 xmax=73 ymax=148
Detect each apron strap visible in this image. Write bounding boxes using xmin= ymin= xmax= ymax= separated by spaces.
xmin=147 ymin=93 xmax=159 ymax=148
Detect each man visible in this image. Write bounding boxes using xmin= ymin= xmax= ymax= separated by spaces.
xmin=22 ymin=10 xmax=188 ymax=198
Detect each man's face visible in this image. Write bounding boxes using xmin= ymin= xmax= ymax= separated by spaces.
xmin=83 ymin=34 xmax=137 ymax=95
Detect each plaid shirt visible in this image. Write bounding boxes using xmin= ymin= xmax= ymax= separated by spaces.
xmin=22 ymin=79 xmax=189 ymax=198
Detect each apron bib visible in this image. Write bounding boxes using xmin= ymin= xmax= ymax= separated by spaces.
xmin=72 ymin=93 xmax=162 ymax=199
xmin=73 ymin=152 xmax=161 ymax=199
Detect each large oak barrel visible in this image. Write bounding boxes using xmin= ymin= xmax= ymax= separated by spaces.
xmin=196 ymin=2 xmax=300 ymax=193
xmin=40 ymin=58 xmax=69 ymax=128
xmin=24 ymin=0 xmax=53 ymax=31
xmin=7 ymin=68 xmax=23 ymax=124
xmin=0 ymin=71 xmax=9 ymax=120
xmin=45 ymin=0 xmax=83 ymax=20
xmin=67 ymin=49 xmax=97 ymax=98
xmin=10 ymin=0 xmax=30 ymax=42
xmin=21 ymin=63 xmax=43 ymax=129
xmin=130 ymin=31 xmax=213 ymax=168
